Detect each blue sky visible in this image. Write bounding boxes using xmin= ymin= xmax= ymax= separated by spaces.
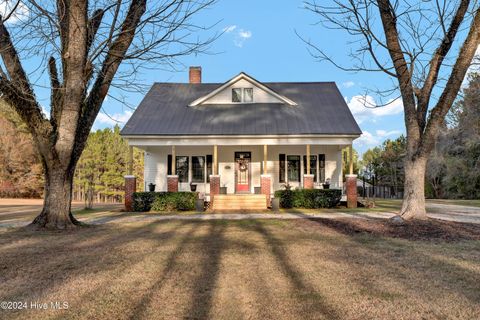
xmin=5 ymin=0 xmax=412 ymax=156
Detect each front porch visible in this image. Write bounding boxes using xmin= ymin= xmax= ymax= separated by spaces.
xmin=124 ymin=135 xmax=359 ymax=209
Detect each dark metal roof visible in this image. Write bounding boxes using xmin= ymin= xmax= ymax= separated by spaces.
xmin=120 ymin=82 xmax=362 ymax=136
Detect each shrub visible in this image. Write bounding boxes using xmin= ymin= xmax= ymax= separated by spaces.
xmin=132 ymin=192 xmax=156 ymax=212
xmin=132 ymin=192 xmax=197 ymax=212
xmin=274 ymin=189 xmax=341 ymax=209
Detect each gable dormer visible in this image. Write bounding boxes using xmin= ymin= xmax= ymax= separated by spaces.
xmin=189 ymin=72 xmax=297 ymax=106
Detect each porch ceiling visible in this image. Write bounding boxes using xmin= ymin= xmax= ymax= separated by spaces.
xmin=124 ymin=135 xmax=358 ymax=147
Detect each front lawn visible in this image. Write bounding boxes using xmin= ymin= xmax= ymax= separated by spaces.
xmin=0 ymin=218 xmax=479 ymax=319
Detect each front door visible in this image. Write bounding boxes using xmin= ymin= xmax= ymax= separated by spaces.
xmin=235 ymin=152 xmax=251 ymax=193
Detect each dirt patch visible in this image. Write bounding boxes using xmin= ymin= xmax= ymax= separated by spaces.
xmin=296 ymin=217 xmax=480 ymax=241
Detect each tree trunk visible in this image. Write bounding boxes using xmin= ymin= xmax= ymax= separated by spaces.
xmin=399 ymin=156 xmax=428 ymax=220
xmin=29 ymin=164 xmax=82 ymax=229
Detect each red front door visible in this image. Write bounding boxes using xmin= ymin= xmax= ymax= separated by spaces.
xmin=235 ymin=152 xmax=251 ymax=193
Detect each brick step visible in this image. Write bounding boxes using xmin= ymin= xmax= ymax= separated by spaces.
xmin=212 ymin=194 xmax=267 ymax=210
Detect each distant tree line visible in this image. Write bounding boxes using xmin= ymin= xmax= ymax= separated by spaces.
xmin=361 ymin=74 xmax=480 ymax=200
xmin=0 ymin=102 xmax=143 ymax=203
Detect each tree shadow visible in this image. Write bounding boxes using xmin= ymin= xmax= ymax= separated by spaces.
xmin=183 ymin=221 xmax=226 ymax=319
xmin=240 ymin=221 xmax=341 ymax=320
xmin=298 ymin=218 xmax=480 ymax=306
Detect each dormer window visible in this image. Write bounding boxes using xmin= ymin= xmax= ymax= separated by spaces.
xmin=232 ymin=88 xmax=253 ymax=103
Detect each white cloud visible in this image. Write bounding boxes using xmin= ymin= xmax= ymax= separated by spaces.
xmin=0 ymin=1 xmax=29 ymax=24
xmin=96 ymin=110 xmax=132 ymax=126
xmin=222 ymin=25 xmax=237 ymax=33
xmin=355 ymin=129 xmax=403 ymax=149
xmin=342 ymin=81 xmax=355 ymax=88
xmin=376 ymin=129 xmax=402 ymax=137
xmin=346 ymin=95 xmax=403 ymax=123
xmin=355 ymin=131 xmax=379 ymax=147
xmin=233 ymin=28 xmax=252 ymax=47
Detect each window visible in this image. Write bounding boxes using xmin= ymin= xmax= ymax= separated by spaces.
xmin=232 ymin=88 xmax=242 ymax=102
xmin=244 ymin=88 xmax=253 ymax=102
xmin=206 ymin=154 xmax=213 ymax=182
xmin=192 ymin=156 xmax=205 ymax=183
xmin=287 ymin=155 xmax=301 ymax=182
xmin=231 ymin=88 xmax=253 ymax=102
xmin=279 ymin=154 xmax=286 ymax=183
xmin=303 ymin=155 xmax=318 ymax=182
xmin=175 ymin=156 xmax=189 ymax=183
xmin=319 ymin=154 xmax=326 ymax=183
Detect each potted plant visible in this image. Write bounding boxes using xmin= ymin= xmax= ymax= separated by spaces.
xmin=190 ymin=182 xmax=197 ymax=192
xmin=148 ymin=183 xmax=156 ymax=192
xmin=195 ymin=193 xmax=205 ymax=212
xmin=220 ymin=183 xmax=227 ymax=194
xmin=322 ymin=178 xmax=331 ymax=190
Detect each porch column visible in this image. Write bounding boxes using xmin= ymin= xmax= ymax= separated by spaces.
xmin=346 ymin=144 xmax=357 ymax=208
xmin=210 ymin=145 xmax=220 ymax=199
xmin=303 ymin=144 xmax=314 ymax=189
xmin=263 ymin=145 xmax=268 ymax=174
xmin=124 ymin=145 xmax=136 ymax=211
xmin=167 ymin=145 xmax=178 ymax=192
xmin=261 ymin=144 xmax=271 ymax=206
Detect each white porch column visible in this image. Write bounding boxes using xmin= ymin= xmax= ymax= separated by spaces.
xmin=213 ymin=144 xmax=218 ymax=175
xmin=263 ymin=144 xmax=268 ymax=175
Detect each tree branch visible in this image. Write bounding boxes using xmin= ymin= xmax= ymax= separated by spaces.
xmin=417 ymin=0 xmax=470 ymax=131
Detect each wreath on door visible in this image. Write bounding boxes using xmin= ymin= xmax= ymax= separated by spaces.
xmin=238 ymin=159 xmax=248 ymax=172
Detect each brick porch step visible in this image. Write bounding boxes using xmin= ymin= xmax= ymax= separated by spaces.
xmin=212 ymin=194 xmax=268 ymax=211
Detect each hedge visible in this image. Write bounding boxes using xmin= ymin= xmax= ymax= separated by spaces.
xmin=132 ymin=192 xmax=197 ymax=212
xmin=274 ymin=189 xmax=342 ymax=209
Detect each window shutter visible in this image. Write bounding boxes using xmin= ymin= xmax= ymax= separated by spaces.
xmin=279 ymin=154 xmax=286 ymax=183
xmin=167 ymin=154 xmax=172 ymax=175
xmin=319 ymin=154 xmax=325 ymax=182
xmin=206 ymin=154 xmax=213 ymax=182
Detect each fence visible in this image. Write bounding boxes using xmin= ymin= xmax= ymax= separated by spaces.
xmin=358 ymin=185 xmax=404 ymax=199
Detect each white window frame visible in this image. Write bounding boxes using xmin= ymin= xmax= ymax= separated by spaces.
xmin=231 ymin=87 xmax=254 ymax=103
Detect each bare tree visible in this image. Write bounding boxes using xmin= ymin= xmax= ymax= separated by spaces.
xmin=0 ymin=0 xmax=216 ymax=229
xmin=302 ymin=0 xmax=480 ymax=220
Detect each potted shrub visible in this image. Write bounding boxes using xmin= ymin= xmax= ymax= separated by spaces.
xmin=322 ymin=178 xmax=330 ymax=190
xmin=148 ymin=183 xmax=156 ymax=192
xmin=190 ymin=182 xmax=197 ymax=192
xmin=220 ymin=183 xmax=227 ymax=194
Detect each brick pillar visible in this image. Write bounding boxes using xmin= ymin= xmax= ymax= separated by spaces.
xmin=261 ymin=175 xmax=271 ymax=207
xmin=124 ymin=175 xmax=136 ymax=212
xmin=167 ymin=175 xmax=179 ymax=192
xmin=209 ymin=175 xmax=220 ymax=196
xmin=303 ymin=174 xmax=314 ymax=189
xmin=346 ymin=174 xmax=358 ymax=208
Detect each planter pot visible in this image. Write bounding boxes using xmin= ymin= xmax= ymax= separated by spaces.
xmin=148 ymin=184 xmax=156 ymax=192
xmin=271 ymin=198 xmax=280 ymax=211
xmin=195 ymin=199 xmax=204 ymax=212
xmin=190 ymin=184 xmax=197 ymax=192
xmin=254 ymin=187 xmax=261 ymax=194
xmin=322 ymin=184 xmax=330 ymax=190
xmin=219 ymin=187 xmax=227 ymax=194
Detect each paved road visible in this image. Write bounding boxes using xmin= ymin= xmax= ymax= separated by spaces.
xmin=0 ymin=198 xmax=479 ymax=228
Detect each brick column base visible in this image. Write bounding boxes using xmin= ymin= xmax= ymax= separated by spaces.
xmin=209 ymin=175 xmax=220 ymax=196
xmin=346 ymin=174 xmax=358 ymax=208
xmin=303 ymin=174 xmax=314 ymax=189
xmin=167 ymin=175 xmax=179 ymax=192
xmin=261 ymin=175 xmax=271 ymax=207
xmin=124 ymin=175 xmax=136 ymax=212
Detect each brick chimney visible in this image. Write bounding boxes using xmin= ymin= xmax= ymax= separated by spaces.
xmin=189 ymin=66 xmax=202 ymax=84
